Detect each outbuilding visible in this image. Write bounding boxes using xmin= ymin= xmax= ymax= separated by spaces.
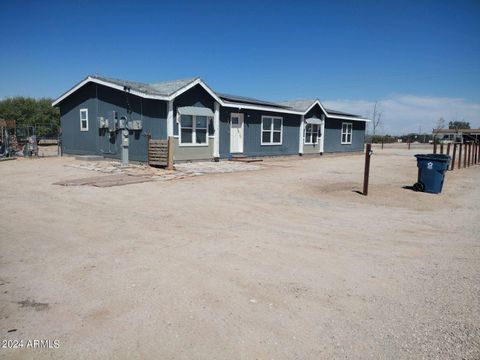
xmin=52 ymin=76 xmax=369 ymax=162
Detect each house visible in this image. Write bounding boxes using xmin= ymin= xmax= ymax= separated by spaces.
xmin=52 ymin=76 xmax=369 ymax=162
xmin=433 ymin=128 xmax=480 ymax=144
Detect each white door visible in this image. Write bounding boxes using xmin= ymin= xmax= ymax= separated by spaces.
xmin=230 ymin=113 xmax=244 ymax=153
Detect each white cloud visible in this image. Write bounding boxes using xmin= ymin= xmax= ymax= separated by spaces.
xmin=323 ymin=95 xmax=480 ymax=135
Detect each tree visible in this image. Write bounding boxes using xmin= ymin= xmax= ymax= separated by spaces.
xmin=432 ymin=117 xmax=445 ymax=143
xmin=370 ymin=101 xmax=382 ymax=135
xmin=448 ymin=120 xmax=470 ymax=130
xmin=0 ymin=97 xmax=59 ymax=138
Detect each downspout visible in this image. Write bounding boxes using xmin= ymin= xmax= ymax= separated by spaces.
xmin=167 ymin=100 xmax=174 ymax=139
xmin=299 ymin=115 xmax=304 ymax=155
xmin=96 ymin=84 xmax=99 ymax=154
xmin=320 ymin=114 xmax=325 ymax=154
xmin=213 ymin=101 xmax=220 ymax=159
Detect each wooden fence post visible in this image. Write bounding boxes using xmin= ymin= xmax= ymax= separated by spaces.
xmin=467 ymin=144 xmax=471 ymax=167
xmin=408 ymin=140 xmax=411 ymax=150
xmin=472 ymin=143 xmax=475 ymax=164
xmin=167 ymin=136 xmax=174 ymax=170
xmin=471 ymin=144 xmax=474 ymax=166
xmin=440 ymin=143 xmax=444 ymax=154
xmin=433 ymin=142 xmax=437 ymax=154
xmin=463 ymin=143 xmax=467 ymax=168
xmin=446 ymin=143 xmax=450 ymax=157
xmin=477 ymin=143 xmax=480 ymax=164
xmin=475 ymin=143 xmax=478 ymax=164
xmin=472 ymin=143 xmax=475 ymax=165
xmin=451 ymin=143 xmax=456 ymax=171
xmin=477 ymin=142 xmax=480 ymax=164
xmin=363 ymin=144 xmax=372 ymax=196
xmin=458 ymin=144 xmax=462 ymax=169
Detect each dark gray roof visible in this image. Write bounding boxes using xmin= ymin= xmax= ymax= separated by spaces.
xmin=218 ymin=93 xmax=290 ymax=108
xmin=278 ymin=99 xmax=362 ymax=118
xmin=55 ymin=75 xmax=366 ymax=120
xmin=90 ymin=75 xmax=198 ymax=97
xmin=325 ymin=108 xmax=360 ymax=117
xmin=277 ymin=99 xmax=317 ymax=112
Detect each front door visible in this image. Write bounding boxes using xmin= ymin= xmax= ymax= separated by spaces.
xmin=230 ymin=113 xmax=244 ymax=153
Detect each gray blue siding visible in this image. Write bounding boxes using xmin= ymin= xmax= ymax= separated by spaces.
xmin=172 ymin=84 xmax=215 ymax=161
xmin=219 ymin=108 xmax=301 ymax=158
xmin=173 ymin=84 xmax=215 ymax=136
xmin=324 ymin=118 xmax=365 ymax=153
xmin=59 ymin=83 xmax=167 ymax=162
xmin=58 ymin=81 xmax=367 ymax=162
xmin=304 ymin=103 xmax=325 ymax=120
xmin=304 ymin=104 xmax=365 ymax=153
xmin=60 ymin=83 xmax=98 ymax=155
xmin=303 ymin=104 xmax=326 ymax=154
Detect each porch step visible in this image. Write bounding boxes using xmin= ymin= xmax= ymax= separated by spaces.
xmin=74 ymin=155 xmax=105 ymax=161
xmin=229 ymin=157 xmax=263 ymax=163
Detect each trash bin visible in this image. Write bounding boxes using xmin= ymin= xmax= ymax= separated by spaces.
xmin=413 ymin=154 xmax=451 ymax=194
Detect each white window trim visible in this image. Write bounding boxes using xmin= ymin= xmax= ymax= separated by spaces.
xmin=341 ymin=122 xmax=353 ymax=144
xmin=80 ymin=108 xmax=88 ymax=131
xmin=261 ymin=116 xmax=283 ymax=146
xmin=304 ymin=123 xmax=320 ymax=145
xmin=178 ymin=114 xmax=209 ymax=147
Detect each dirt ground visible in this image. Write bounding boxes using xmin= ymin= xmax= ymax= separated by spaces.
xmin=1 ymin=144 xmax=479 ymax=359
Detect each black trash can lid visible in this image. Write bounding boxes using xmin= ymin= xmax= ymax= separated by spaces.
xmin=415 ymin=154 xmax=451 ymax=162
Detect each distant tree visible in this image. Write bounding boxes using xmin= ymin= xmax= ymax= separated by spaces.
xmin=370 ymin=101 xmax=382 ymax=135
xmin=0 ymin=97 xmax=59 ymax=138
xmin=369 ymin=134 xmax=397 ymax=144
xmin=432 ymin=117 xmax=446 ymax=143
xmin=448 ymin=120 xmax=470 ymax=130
xmin=397 ymin=133 xmax=431 ymax=143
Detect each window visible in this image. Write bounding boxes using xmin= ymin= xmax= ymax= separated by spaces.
xmin=80 ymin=109 xmax=88 ymax=131
xmin=305 ymin=124 xmax=319 ymax=144
xmin=179 ymin=115 xmax=208 ymax=145
xmin=341 ymin=123 xmax=352 ymax=144
xmin=261 ymin=116 xmax=282 ymax=145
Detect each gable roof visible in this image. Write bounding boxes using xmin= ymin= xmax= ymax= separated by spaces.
xmin=51 ymin=75 xmax=304 ymax=114
xmin=52 ymin=75 xmax=369 ymax=120
xmin=277 ymin=100 xmax=317 ymax=112
xmin=279 ymin=99 xmax=368 ymax=121
xmin=51 ymin=75 xmax=213 ymax=106
xmin=91 ymin=75 xmax=199 ymax=97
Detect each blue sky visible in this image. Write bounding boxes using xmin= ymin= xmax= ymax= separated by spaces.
xmin=1 ymin=0 xmax=479 ymax=134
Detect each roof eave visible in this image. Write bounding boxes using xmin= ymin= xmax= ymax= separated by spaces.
xmin=221 ymin=100 xmax=303 ymax=115
xmin=303 ymin=99 xmax=370 ymax=121
xmin=52 ymin=77 xmax=370 ymax=121
xmin=51 ymin=76 xmax=171 ymax=107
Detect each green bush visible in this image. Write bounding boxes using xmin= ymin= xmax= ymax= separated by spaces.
xmin=0 ymin=97 xmax=59 ymax=138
